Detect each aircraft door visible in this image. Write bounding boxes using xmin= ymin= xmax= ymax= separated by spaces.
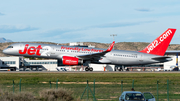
xmin=50 ymin=46 xmax=56 ymax=57
xmin=139 ymin=54 xmax=144 ymax=63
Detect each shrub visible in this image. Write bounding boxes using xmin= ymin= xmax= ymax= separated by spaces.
xmin=39 ymin=88 xmax=74 ymax=101
xmin=0 ymin=88 xmax=76 ymax=101
xmin=0 ymin=90 xmax=36 ymax=101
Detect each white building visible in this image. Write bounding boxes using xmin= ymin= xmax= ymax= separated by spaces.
xmin=69 ymin=42 xmax=95 ymax=48
xmin=89 ymin=64 xmax=115 ymax=71
xmin=0 ymin=55 xmax=179 ymax=71
xmin=0 ymin=57 xmax=20 ymax=71
xmin=23 ymin=58 xmax=57 ymax=71
xmin=0 ymin=56 xmax=115 ymax=71
xmin=69 ymin=42 xmax=83 ymax=46
xmin=0 ymin=57 xmax=57 ymax=71
xmin=164 ymin=56 xmax=179 ymax=71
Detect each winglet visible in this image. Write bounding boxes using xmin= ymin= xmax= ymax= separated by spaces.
xmin=139 ymin=28 xmax=176 ymax=56
xmin=106 ymin=41 xmax=115 ymax=52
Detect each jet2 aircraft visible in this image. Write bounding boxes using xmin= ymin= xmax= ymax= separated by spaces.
xmin=3 ymin=28 xmax=176 ymax=71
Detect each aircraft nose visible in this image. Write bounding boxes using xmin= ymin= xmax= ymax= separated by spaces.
xmin=3 ymin=49 xmax=8 ymax=54
xmin=3 ymin=48 xmax=12 ymax=55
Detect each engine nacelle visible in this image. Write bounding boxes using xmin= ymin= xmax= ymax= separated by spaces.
xmin=62 ymin=56 xmax=83 ymax=65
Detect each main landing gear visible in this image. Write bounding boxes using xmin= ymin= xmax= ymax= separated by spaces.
xmin=85 ymin=67 xmax=93 ymax=71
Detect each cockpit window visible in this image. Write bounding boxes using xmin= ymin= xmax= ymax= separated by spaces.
xmin=7 ymin=46 xmax=13 ymax=48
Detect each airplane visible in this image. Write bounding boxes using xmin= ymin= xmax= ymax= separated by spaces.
xmin=3 ymin=28 xmax=176 ymax=71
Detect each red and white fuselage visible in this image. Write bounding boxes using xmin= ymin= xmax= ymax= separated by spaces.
xmin=3 ymin=28 xmax=176 ymax=66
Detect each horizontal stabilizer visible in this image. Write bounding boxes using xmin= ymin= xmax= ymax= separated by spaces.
xmin=151 ymin=56 xmax=172 ymax=60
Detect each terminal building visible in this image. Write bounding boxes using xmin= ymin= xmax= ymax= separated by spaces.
xmin=0 ymin=56 xmax=178 ymax=71
xmin=0 ymin=56 xmax=116 ymax=71
xmin=0 ymin=57 xmax=57 ymax=71
xmin=0 ymin=57 xmax=19 ymax=71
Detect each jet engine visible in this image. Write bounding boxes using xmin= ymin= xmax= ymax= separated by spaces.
xmin=62 ymin=56 xmax=83 ymax=65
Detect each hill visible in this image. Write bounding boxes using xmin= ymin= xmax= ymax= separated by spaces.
xmin=0 ymin=38 xmax=13 ymax=43
xmin=1 ymin=42 xmax=180 ymax=57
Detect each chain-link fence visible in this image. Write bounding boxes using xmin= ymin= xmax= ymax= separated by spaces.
xmin=0 ymin=79 xmax=180 ymax=101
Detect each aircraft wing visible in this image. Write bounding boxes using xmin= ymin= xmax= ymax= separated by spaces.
xmin=77 ymin=41 xmax=115 ymax=60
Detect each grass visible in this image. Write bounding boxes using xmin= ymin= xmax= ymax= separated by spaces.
xmin=1 ymin=72 xmax=180 ymax=84
xmin=0 ymin=72 xmax=180 ymax=101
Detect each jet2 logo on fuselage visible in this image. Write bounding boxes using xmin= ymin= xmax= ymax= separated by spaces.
xmin=19 ymin=44 xmax=42 ymax=56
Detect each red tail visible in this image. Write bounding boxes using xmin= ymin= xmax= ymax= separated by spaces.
xmin=139 ymin=28 xmax=176 ymax=56
xmin=106 ymin=41 xmax=115 ymax=52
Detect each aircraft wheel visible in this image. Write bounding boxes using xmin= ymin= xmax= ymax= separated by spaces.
xmin=89 ymin=67 xmax=93 ymax=71
xmin=85 ymin=67 xmax=89 ymax=71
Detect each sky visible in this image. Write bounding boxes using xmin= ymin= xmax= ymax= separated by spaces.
xmin=0 ymin=0 xmax=180 ymax=44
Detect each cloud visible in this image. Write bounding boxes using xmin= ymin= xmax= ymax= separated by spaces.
xmin=0 ymin=25 xmax=39 ymax=33
xmin=135 ymin=8 xmax=152 ymax=12
xmin=41 ymin=20 xmax=155 ymax=38
xmin=41 ymin=28 xmax=79 ymax=38
xmin=90 ymin=21 xmax=155 ymax=28
xmin=0 ymin=12 xmax=4 ymax=16
xmin=46 ymin=29 xmax=76 ymax=34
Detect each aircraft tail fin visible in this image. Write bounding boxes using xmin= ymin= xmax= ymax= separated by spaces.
xmin=106 ymin=41 xmax=115 ymax=52
xmin=139 ymin=28 xmax=176 ymax=56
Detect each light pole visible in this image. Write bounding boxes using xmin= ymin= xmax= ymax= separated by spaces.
xmin=110 ymin=34 xmax=117 ymax=41
xmin=110 ymin=34 xmax=117 ymax=49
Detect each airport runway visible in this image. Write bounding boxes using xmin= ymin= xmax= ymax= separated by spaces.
xmin=0 ymin=71 xmax=179 ymax=73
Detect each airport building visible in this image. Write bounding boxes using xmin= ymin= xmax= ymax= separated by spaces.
xmin=164 ymin=56 xmax=180 ymax=71
xmin=0 ymin=56 xmax=179 ymax=71
xmin=0 ymin=57 xmax=57 ymax=71
xmin=0 ymin=57 xmax=19 ymax=71
xmin=22 ymin=58 xmax=57 ymax=71
xmin=0 ymin=56 xmax=116 ymax=71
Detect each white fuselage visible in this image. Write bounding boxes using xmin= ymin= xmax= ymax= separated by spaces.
xmin=3 ymin=43 xmax=170 ymax=66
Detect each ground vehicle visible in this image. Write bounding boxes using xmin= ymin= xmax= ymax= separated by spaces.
xmin=119 ymin=91 xmax=155 ymax=101
xmin=164 ymin=65 xmax=179 ymax=71
xmin=56 ymin=67 xmax=68 ymax=71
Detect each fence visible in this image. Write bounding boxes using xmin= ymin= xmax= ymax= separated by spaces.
xmin=1 ymin=79 xmax=180 ymax=101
